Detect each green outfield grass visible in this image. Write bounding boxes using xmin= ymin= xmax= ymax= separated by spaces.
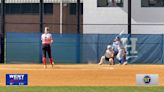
xmin=0 ymin=86 xmax=164 ymax=92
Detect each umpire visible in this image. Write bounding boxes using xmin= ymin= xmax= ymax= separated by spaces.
xmin=41 ymin=27 xmax=54 ymax=68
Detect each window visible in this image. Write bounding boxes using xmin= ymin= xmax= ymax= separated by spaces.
xmin=5 ymin=3 xmax=53 ymax=15
xmin=69 ymin=3 xmax=83 ymax=15
xmin=44 ymin=3 xmax=53 ymax=14
xmin=141 ymin=0 xmax=164 ymax=7
xmin=6 ymin=4 xmax=21 ymax=14
xmin=31 ymin=3 xmax=39 ymax=14
xmin=97 ymin=0 xmax=123 ymax=7
xmin=21 ymin=4 xmax=32 ymax=14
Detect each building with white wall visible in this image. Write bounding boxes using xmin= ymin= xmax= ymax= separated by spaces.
xmin=83 ymin=0 xmax=164 ymax=34
xmin=2 ymin=0 xmax=164 ymax=34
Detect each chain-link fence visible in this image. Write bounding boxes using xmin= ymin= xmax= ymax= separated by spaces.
xmin=2 ymin=0 xmax=164 ymax=64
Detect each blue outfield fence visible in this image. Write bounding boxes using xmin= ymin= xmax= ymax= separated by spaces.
xmin=6 ymin=32 xmax=41 ymax=64
xmin=6 ymin=32 xmax=164 ymax=64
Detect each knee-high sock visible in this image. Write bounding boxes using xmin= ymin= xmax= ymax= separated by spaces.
xmin=49 ymin=58 xmax=53 ymax=64
xmin=43 ymin=57 xmax=46 ymax=65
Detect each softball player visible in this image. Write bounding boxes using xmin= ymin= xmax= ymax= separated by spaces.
xmin=98 ymin=45 xmax=114 ymax=65
xmin=41 ymin=27 xmax=54 ymax=68
xmin=112 ymin=36 xmax=123 ymax=56
xmin=117 ymin=47 xmax=128 ymax=65
xmin=112 ymin=37 xmax=127 ymax=65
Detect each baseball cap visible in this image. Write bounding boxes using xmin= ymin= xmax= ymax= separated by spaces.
xmin=107 ymin=45 xmax=112 ymax=49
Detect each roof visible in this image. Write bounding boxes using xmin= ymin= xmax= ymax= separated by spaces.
xmin=0 ymin=0 xmax=83 ymax=3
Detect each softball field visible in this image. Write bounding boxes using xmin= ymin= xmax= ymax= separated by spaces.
xmin=0 ymin=64 xmax=164 ymax=86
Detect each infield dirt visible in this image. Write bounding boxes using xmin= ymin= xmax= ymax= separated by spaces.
xmin=0 ymin=64 xmax=163 ymax=86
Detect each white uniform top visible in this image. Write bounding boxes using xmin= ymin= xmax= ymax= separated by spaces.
xmin=105 ymin=49 xmax=113 ymax=58
xmin=41 ymin=33 xmax=53 ymax=44
xmin=112 ymin=40 xmax=123 ymax=51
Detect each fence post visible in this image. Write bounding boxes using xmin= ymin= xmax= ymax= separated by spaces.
xmin=39 ymin=0 xmax=44 ymax=63
xmin=162 ymin=34 xmax=163 ymax=64
xmin=1 ymin=0 xmax=5 ymax=63
xmin=127 ymin=0 xmax=132 ymax=62
xmin=76 ymin=0 xmax=81 ymax=63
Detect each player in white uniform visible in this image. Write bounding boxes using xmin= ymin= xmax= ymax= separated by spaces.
xmin=117 ymin=47 xmax=128 ymax=65
xmin=112 ymin=37 xmax=123 ymax=56
xmin=41 ymin=27 xmax=54 ymax=68
xmin=98 ymin=45 xmax=114 ymax=65
xmin=113 ymin=37 xmax=127 ymax=65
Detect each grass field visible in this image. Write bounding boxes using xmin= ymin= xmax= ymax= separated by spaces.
xmin=0 ymin=86 xmax=164 ymax=92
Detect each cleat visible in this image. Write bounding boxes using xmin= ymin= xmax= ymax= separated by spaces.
xmin=123 ymin=61 xmax=128 ymax=65
xmin=51 ymin=62 xmax=54 ymax=68
xmin=98 ymin=62 xmax=102 ymax=65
